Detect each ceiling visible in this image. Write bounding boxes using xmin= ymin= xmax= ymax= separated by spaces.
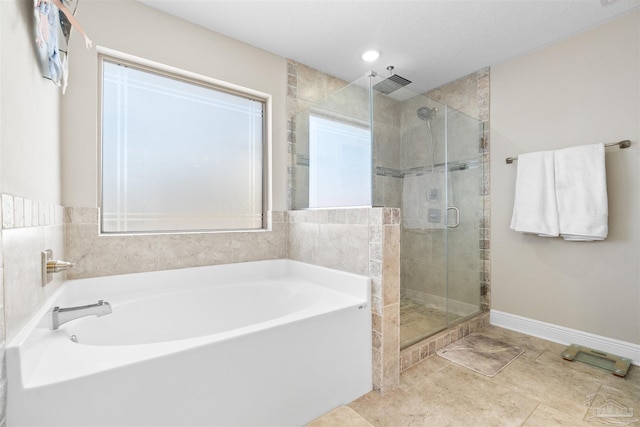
xmin=138 ymin=0 xmax=639 ymax=94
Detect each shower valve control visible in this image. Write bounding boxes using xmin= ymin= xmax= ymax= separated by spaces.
xmin=41 ymin=249 xmax=75 ymax=286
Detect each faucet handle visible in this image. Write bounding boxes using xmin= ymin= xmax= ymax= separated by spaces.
xmin=42 ymin=249 xmax=75 ymax=286
xmin=46 ymin=260 xmax=76 ymax=274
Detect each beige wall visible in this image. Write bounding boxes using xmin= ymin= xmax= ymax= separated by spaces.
xmin=1 ymin=0 xmax=67 ymax=343
xmin=491 ymin=10 xmax=639 ymax=344
xmin=1 ymin=0 xmax=62 ymax=202
xmin=62 ymin=0 xmax=288 ymax=211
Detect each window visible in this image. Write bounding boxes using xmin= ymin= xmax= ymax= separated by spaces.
xmin=309 ymin=114 xmax=371 ymax=208
xmin=99 ymin=55 xmax=268 ymax=233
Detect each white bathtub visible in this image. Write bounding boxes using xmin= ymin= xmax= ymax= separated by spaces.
xmin=7 ymin=260 xmax=372 ymax=426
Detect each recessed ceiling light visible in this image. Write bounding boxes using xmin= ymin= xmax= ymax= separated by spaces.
xmin=361 ymin=50 xmax=380 ymax=62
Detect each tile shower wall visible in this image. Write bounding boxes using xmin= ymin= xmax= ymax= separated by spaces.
xmin=372 ymin=92 xmax=403 ymax=208
xmin=65 ymin=209 xmax=288 ymax=280
xmin=288 ymin=208 xmax=401 ymax=393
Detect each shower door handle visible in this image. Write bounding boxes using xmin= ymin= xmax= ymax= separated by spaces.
xmin=447 ymin=206 xmax=460 ymax=228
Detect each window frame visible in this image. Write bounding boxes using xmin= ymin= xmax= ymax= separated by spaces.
xmin=97 ymin=48 xmax=272 ymax=235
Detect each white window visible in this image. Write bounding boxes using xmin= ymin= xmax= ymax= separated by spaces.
xmin=309 ymin=114 xmax=371 ymax=208
xmin=100 ymin=55 xmax=267 ymax=233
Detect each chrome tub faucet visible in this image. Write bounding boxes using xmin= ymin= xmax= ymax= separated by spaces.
xmin=52 ymin=300 xmax=112 ymax=330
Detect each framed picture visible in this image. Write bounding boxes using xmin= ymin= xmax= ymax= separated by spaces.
xmin=33 ymin=0 xmax=90 ymax=92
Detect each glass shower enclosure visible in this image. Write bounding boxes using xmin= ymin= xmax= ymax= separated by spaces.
xmin=386 ymin=93 xmax=485 ymax=349
xmin=291 ymin=73 xmax=373 ymax=210
xmin=291 ymin=71 xmax=485 ymax=349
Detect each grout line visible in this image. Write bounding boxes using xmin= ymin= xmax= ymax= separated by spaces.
xmin=519 ymin=402 xmax=541 ymax=427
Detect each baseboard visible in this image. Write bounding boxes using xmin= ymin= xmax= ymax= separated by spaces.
xmin=490 ymin=310 xmax=640 ymax=366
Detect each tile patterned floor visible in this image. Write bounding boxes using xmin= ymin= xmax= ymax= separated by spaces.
xmin=307 ymin=406 xmax=374 ymax=427
xmin=400 ymin=296 xmax=464 ymax=348
xmin=334 ymin=326 xmax=639 ymax=427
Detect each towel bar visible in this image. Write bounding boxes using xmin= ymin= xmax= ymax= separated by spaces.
xmin=505 ymin=140 xmax=631 ymax=164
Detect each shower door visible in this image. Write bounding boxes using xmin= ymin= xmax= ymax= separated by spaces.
xmin=443 ymin=108 xmax=484 ymax=329
xmin=396 ymin=97 xmax=484 ymax=349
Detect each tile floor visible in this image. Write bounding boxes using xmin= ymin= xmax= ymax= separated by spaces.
xmin=311 ymin=326 xmax=639 ymax=427
xmin=400 ymin=296 xmax=464 ymax=348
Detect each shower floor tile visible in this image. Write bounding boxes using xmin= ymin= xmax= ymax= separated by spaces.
xmin=313 ymin=326 xmax=640 ymax=427
xmin=400 ymin=296 xmax=464 ymax=348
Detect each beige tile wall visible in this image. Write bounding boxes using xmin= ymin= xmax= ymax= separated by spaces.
xmin=288 ymin=207 xmax=401 ymax=393
xmin=64 ymin=209 xmax=288 ymax=280
xmin=1 ymin=194 xmax=66 ymax=342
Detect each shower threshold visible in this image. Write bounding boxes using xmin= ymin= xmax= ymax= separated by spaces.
xmin=399 ymin=311 xmax=491 ymax=373
xmin=400 ymin=304 xmax=482 ymax=351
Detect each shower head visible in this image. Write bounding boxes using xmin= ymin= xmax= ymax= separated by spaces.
xmin=417 ymin=106 xmax=437 ymax=122
xmin=373 ymin=66 xmax=412 ymax=95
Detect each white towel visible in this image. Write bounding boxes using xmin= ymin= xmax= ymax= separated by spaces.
xmin=554 ymin=143 xmax=608 ymax=241
xmin=510 ymin=150 xmax=559 ymax=236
